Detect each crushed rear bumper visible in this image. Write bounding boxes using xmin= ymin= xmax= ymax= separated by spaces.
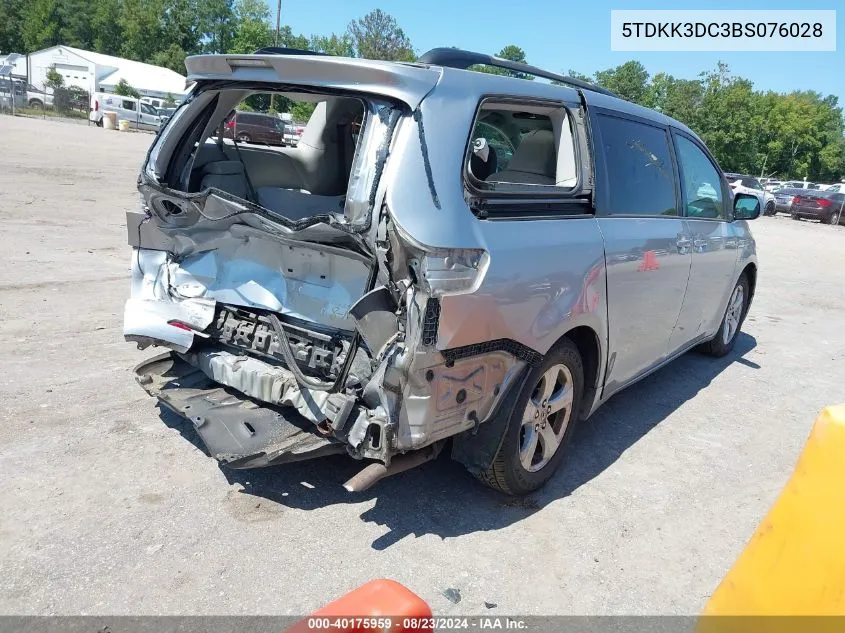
xmin=134 ymin=353 xmax=346 ymax=468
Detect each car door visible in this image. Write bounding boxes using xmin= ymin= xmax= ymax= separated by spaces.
xmin=591 ymin=110 xmax=691 ymax=395
xmin=139 ymin=102 xmax=160 ymax=130
xmin=669 ymin=131 xmax=741 ymax=347
xmin=119 ymin=99 xmax=140 ymax=127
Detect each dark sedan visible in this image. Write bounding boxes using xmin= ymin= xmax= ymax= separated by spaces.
xmin=772 ymin=187 xmax=809 ymax=214
xmin=790 ymin=190 xmax=845 ymax=225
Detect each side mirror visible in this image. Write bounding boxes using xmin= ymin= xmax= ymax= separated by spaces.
xmin=733 ymin=193 xmax=760 ymax=220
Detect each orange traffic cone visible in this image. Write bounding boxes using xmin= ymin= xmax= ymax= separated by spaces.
xmin=285 ymin=579 xmax=433 ymax=633
xmin=638 ymin=250 xmax=660 ymax=272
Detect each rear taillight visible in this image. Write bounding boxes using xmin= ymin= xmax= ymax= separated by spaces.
xmin=792 ymin=196 xmax=801 ymax=204
xmin=94 ymin=99 xmax=99 ymax=112
xmin=225 ymin=120 xmax=235 ymax=129
xmin=818 ymin=198 xmax=832 ymax=208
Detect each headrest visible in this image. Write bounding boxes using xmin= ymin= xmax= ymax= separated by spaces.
xmin=506 ymin=130 xmax=556 ymax=178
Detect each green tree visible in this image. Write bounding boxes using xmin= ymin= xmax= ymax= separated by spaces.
xmin=0 ymin=0 xmax=26 ymax=54
xmin=150 ymin=43 xmax=189 ymax=74
xmin=346 ymin=9 xmax=414 ymax=61
xmin=21 ymin=0 xmax=61 ymax=51
xmin=472 ymin=45 xmax=534 ymax=80
xmin=58 ymin=0 xmax=94 ymax=49
xmin=229 ymin=0 xmax=272 ymax=54
xmin=114 ymin=78 xmax=141 ymax=98
xmin=45 ymin=65 xmax=64 ymax=89
xmin=310 ymin=33 xmax=355 ymax=57
xmin=198 ymin=0 xmax=235 ymax=53
xmin=594 ymin=60 xmax=650 ymax=104
xmin=119 ymin=0 xmax=164 ymax=61
xmin=274 ymin=25 xmax=309 ymax=50
xmin=91 ymin=0 xmax=123 ymax=55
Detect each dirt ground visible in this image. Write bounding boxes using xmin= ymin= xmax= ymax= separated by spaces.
xmin=1 ymin=115 xmax=842 ymax=616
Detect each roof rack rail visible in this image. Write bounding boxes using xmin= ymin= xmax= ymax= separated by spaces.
xmin=253 ymin=47 xmax=327 ymax=56
xmin=417 ymin=47 xmax=617 ymax=98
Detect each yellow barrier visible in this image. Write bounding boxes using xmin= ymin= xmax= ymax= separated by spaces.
xmin=697 ymin=405 xmax=845 ymax=633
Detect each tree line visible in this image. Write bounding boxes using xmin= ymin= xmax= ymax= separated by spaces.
xmin=1 ymin=1 xmax=841 ymax=181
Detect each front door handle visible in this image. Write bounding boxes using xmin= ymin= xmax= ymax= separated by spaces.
xmin=676 ymin=235 xmax=692 ymax=253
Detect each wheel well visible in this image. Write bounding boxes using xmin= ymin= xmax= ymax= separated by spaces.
xmin=741 ymin=263 xmax=757 ymax=306
xmin=562 ymin=326 xmax=600 ymax=419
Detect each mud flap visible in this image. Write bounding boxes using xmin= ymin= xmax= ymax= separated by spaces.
xmin=450 ymin=365 xmax=530 ymax=473
xmin=134 ymin=353 xmax=346 ymax=468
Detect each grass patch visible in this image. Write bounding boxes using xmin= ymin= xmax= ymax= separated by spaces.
xmin=16 ymin=107 xmax=88 ymax=120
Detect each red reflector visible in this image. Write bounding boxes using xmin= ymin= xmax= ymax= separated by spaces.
xmin=167 ymin=320 xmax=193 ymax=331
xmin=818 ymin=198 xmax=832 ymax=207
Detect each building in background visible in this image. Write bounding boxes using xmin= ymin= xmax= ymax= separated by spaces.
xmin=8 ymin=46 xmax=187 ymax=100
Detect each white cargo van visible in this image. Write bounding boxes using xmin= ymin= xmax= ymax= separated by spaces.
xmin=89 ymin=93 xmax=161 ymax=130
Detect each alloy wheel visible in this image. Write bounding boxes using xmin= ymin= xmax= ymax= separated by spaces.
xmin=722 ymin=284 xmax=745 ymax=345
xmin=518 ymin=364 xmax=574 ymax=473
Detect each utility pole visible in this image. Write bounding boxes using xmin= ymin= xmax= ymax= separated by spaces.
xmin=269 ymin=0 xmax=281 ymax=112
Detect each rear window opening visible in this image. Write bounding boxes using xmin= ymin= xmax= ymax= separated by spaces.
xmin=467 ymin=101 xmax=579 ymax=191
xmin=171 ymin=88 xmax=368 ymax=224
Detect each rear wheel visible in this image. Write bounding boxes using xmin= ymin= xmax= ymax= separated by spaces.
xmin=476 ymin=339 xmax=583 ymax=495
xmin=28 ymin=99 xmax=43 ymax=108
xmin=825 ymin=211 xmax=839 ymax=225
xmin=699 ymin=274 xmax=749 ymax=357
xmin=764 ymin=201 xmax=775 ymax=216
xmin=237 ymin=133 xmax=251 ymax=143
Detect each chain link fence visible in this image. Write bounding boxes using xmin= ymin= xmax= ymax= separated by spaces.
xmin=0 ymin=77 xmax=89 ymax=122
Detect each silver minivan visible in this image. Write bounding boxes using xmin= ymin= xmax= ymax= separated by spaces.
xmin=127 ymin=48 xmax=760 ymax=495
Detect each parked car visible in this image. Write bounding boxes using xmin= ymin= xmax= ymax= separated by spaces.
xmin=763 ymin=179 xmax=783 ymax=192
xmin=157 ymin=107 xmax=177 ymax=126
xmin=24 ymin=83 xmax=53 ymax=108
xmin=283 ymin=122 xmax=303 ymax=147
xmin=772 ymin=187 xmax=809 ymax=214
xmin=790 ymin=191 xmax=845 ymax=224
xmin=89 ymin=92 xmax=161 ymax=130
xmin=725 ymin=173 xmax=775 ymax=215
xmin=222 ymin=111 xmax=285 ymax=145
xmin=820 ymin=183 xmax=843 ymax=193
xmin=126 ymin=47 xmax=759 ymax=495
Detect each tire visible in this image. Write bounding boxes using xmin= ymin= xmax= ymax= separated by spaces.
xmin=825 ymin=212 xmax=839 ymax=225
xmin=476 ymin=339 xmax=583 ymax=495
xmin=765 ymin=201 xmax=775 ymax=216
xmin=96 ymin=118 xmax=103 ymax=128
xmin=237 ymin=133 xmax=251 ymax=143
xmin=28 ymin=99 xmax=43 ymax=108
xmin=791 ymin=213 xmax=799 ymax=220
xmin=698 ymin=274 xmax=749 ymax=358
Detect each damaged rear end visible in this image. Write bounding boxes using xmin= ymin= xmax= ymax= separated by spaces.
xmin=127 ymin=53 xmax=526 ymax=488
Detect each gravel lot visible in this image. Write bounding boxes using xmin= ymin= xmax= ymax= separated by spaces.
xmin=1 ymin=115 xmax=842 ymax=616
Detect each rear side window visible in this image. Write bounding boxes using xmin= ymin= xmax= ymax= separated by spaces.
xmin=595 ymin=114 xmax=677 ymax=217
xmin=741 ymin=178 xmax=763 ymax=190
xmin=674 ymin=134 xmax=725 ymax=220
xmin=122 ymin=99 xmax=135 ymax=110
xmin=466 ymin=100 xmax=579 ymax=192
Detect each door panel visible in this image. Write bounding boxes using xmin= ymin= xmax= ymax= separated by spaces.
xmin=670 ymin=133 xmax=740 ymax=349
xmin=671 ymin=218 xmax=739 ymax=348
xmin=590 ymin=112 xmax=691 ymax=395
xmin=600 ymin=218 xmax=691 ymax=393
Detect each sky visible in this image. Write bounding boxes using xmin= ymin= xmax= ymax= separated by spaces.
xmin=268 ymin=0 xmax=844 ymax=105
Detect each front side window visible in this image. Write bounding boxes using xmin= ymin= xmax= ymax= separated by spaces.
xmin=596 ymin=114 xmax=677 ymax=216
xmin=466 ymin=100 xmax=579 ymax=192
xmin=674 ymin=134 xmax=725 ymax=220
xmin=140 ymin=103 xmax=157 ymax=115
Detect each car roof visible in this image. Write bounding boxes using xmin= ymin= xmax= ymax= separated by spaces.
xmin=185 ymin=50 xmax=702 ymax=143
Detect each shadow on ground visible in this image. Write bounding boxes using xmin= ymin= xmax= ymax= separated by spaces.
xmin=159 ymin=334 xmax=758 ymax=549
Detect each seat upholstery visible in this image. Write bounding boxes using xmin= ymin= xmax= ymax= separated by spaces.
xmin=199 ymin=160 xmax=250 ymax=200
xmin=486 ymin=129 xmax=556 ymax=186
